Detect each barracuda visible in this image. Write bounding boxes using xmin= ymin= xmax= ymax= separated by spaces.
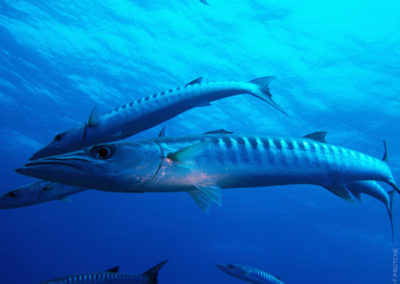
xmin=17 ymin=134 xmax=399 ymax=211
xmin=30 ymin=76 xmax=286 ymax=160
xmin=40 ymin=259 xmax=168 ymax=284
xmin=216 ymin=263 xmax=284 ymax=284
xmin=0 ymin=181 xmax=85 ymax=210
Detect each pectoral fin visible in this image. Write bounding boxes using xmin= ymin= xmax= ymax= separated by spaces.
xmin=167 ymin=142 xmax=208 ymax=162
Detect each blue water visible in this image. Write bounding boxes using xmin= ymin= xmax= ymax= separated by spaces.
xmin=1 ymin=0 xmax=399 ymax=283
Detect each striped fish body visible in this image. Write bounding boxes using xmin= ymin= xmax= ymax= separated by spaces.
xmin=145 ymin=135 xmax=395 ymax=192
xmin=238 ymin=266 xmax=284 ymax=284
xmin=30 ymin=77 xmax=282 ymax=160
xmin=216 ymin=264 xmax=284 ymax=284
xmin=89 ymin=82 xmax=255 ymax=143
xmin=39 ymin=260 xmax=168 ymax=284
xmin=40 ymin=273 xmax=149 ymax=284
xmin=18 ymin=135 xmax=398 ymax=195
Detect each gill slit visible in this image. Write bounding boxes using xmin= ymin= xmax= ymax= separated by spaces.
xmin=139 ymin=142 xmax=165 ymax=189
xmin=82 ymin=122 xmax=88 ymax=147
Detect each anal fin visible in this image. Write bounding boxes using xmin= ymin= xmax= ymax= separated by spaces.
xmin=323 ymin=184 xmax=354 ymax=202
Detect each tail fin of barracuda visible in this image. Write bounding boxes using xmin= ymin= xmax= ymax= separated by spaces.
xmin=388 ymin=190 xmax=395 ymax=241
xmin=381 ymin=140 xmax=400 ymax=194
xmin=142 ymin=259 xmax=168 ymax=284
xmin=248 ymin=76 xmax=288 ymax=116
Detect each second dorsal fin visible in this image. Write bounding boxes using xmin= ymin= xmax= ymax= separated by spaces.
xmin=203 ymin=129 xmax=233 ymax=135
xmin=88 ymin=106 xmax=100 ymax=127
xmin=106 ymin=266 xmax=120 ymax=273
xmin=303 ymin=131 xmax=327 ymax=143
xmin=186 ymin=77 xmax=203 ymax=86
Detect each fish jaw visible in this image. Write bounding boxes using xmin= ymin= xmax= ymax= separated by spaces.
xmin=16 ymin=156 xmax=101 ymax=189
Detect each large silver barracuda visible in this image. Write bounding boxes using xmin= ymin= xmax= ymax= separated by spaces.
xmin=216 ymin=263 xmax=284 ymax=284
xmin=30 ymin=76 xmax=286 ymax=160
xmin=17 ymin=134 xmax=399 ymax=211
xmin=40 ymin=259 xmax=168 ymax=284
xmin=0 ymin=181 xmax=85 ymax=210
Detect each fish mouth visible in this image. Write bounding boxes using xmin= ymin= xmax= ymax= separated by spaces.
xmin=16 ymin=157 xmax=93 ymax=175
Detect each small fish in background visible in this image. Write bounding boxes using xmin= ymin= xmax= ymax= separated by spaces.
xmin=216 ymin=263 xmax=284 ymax=284
xmin=0 ymin=181 xmax=85 ymax=210
xmin=40 ymin=259 xmax=168 ymax=284
xmin=30 ymin=76 xmax=286 ymax=160
xmin=199 ymin=0 xmax=209 ymax=5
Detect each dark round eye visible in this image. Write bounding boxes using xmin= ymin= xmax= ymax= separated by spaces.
xmin=228 ymin=264 xmax=234 ymax=268
xmin=5 ymin=190 xmax=20 ymax=199
xmin=91 ymin=145 xmax=113 ymax=160
xmin=53 ymin=132 xmax=65 ymax=142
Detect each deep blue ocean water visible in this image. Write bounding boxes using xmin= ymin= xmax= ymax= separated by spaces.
xmin=1 ymin=0 xmax=399 ymax=283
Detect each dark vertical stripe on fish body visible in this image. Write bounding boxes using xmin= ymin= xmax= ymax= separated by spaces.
xmin=236 ymin=137 xmax=249 ymax=163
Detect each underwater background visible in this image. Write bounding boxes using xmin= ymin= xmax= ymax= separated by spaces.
xmin=0 ymin=0 xmax=399 ymax=283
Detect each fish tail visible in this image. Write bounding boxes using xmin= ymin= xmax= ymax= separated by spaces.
xmin=248 ymin=76 xmax=288 ymax=115
xmin=142 ymin=259 xmax=169 ymax=284
xmin=380 ymin=141 xmax=400 ymax=194
xmin=388 ymin=190 xmax=395 ymax=242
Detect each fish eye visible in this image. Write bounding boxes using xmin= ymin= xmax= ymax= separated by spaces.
xmin=53 ymin=132 xmax=66 ymax=142
xmin=5 ymin=190 xmax=20 ymax=199
xmin=91 ymin=145 xmax=113 ymax=160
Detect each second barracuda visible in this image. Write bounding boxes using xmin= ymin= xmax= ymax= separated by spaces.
xmin=0 ymin=181 xmax=85 ymax=210
xmin=17 ymin=134 xmax=399 ymax=211
xmin=30 ymin=76 xmax=286 ymax=160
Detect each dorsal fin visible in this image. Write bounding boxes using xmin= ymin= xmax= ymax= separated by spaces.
xmin=303 ymin=131 xmax=327 ymax=143
xmin=88 ymin=106 xmax=100 ymax=127
xmin=382 ymin=140 xmax=388 ymax=162
xmin=142 ymin=260 xmax=168 ymax=284
xmin=203 ymin=129 xmax=233 ymax=135
xmin=106 ymin=266 xmax=120 ymax=273
xmin=158 ymin=126 xmax=166 ymax=137
xmin=186 ymin=77 xmax=203 ymax=86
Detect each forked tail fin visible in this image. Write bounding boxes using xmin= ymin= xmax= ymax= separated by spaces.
xmin=142 ymin=259 xmax=169 ymax=284
xmin=381 ymin=140 xmax=400 ymax=194
xmin=388 ymin=190 xmax=395 ymax=242
xmin=248 ymin=76 xmax=288 ymax=116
